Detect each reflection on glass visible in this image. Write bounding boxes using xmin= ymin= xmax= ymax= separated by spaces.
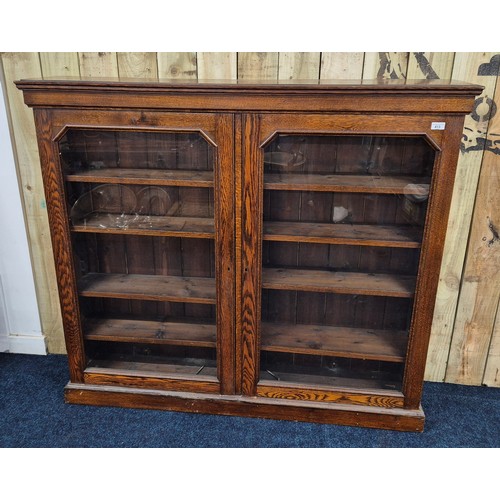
xmin=59 ymin=130 xmax=211 ymax=173
xmin=260 ymin=134 xmax=436 ymax=391
xmin=58 ymin=128 xmax=217 ymax=380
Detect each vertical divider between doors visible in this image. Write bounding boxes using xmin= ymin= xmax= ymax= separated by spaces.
xmin=234 ymin=113 xmax=243 ymax=394
xmin=241 ymin=114 xmax=263 ymax=395
xmin=214 ymin=113 xmax=236 ymax=394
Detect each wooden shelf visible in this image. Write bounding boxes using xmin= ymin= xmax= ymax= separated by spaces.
xmin=263 ymin=221 xmax=422 ymax=248
xmin=79 ymin=273 xmax=216 ymax=304
xmin=264 ymin=173 xmax=430 ymax=194
xmin=72 ymin=214 xmax=214 ymax=238
xmin=84 ymin=317 xmax=216 ymax=347
xmin=262 ymin=268 xmax=415 ymax=298
xmin=261 ymin=323 xmax=407 ymax=362
xmin=66 ymin=168 xmax=214 ymax=187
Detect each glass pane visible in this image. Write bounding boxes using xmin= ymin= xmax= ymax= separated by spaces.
xmin=58 ymin=128 xmax=218 ymax=381
xmin=260 ymin=133 xmax=436 ymax=391
xmin=60 ymin=130 xmax=212 ymax=173
xmin=261 ymin=353 xmax=403 ymax=391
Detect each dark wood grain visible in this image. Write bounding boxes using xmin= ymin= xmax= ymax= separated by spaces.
xmin=234 ymin=113 xmax=243 ymax=394
xmin=256 ymin=384 xmax=404 ymax=408
xmin=21 ymin=78 xmax=480 ymax=431
xmin=16 ymin=77 xmax=482 ymax=90
xmin=241 ymin=113 xmax=263 ymax=396
xmin=65 ymin=383 xmax=425 ymax=431
xmin=34 ymin=112 xmax=86 ymax=383
xmin=84 ymin=363 xmax=219 ymax=394
xmin=17 ymin=77 xmax=483 ymax=115
xmin=213 ymin=114 xmax=236 ymax=394
xmin=402 ymin=115 xmax=468 ymax=409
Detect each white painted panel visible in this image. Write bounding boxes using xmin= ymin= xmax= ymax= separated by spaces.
xmin=0 ymin=276 xmax=9 ymax=351
xmin=0 ymin=74 xmax=45 ymax=353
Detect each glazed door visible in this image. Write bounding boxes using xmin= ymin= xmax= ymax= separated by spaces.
xmin=240 ymin=113 xmax=462 ymax=407
xmin=37 ymin=110 xmax=234 ymax=394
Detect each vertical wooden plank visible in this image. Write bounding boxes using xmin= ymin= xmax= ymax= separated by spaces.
xmin=117 ymin=53 xmax=158 ymax=78
xmin=354 ymin=296 xmax=386 ymax=329
xmin=1 ymin=52 xmax=65 ymax=354
xmin=182 ymin=238 xmax=214 ymax=317
xmin=213 ymin=113 xmax=235 ymax=393
xmin=426 ymin=52 xmax=499 ymax=382
xmin=384 ymin=298 xmax=412 ymax=331
xmin=197 ymin=52 xmax=236 ymax=79
xmin=241 ymin=113 xmax=264 ymax=394
xmin=483 ymin=298 xmax=500 ymax=387
xmin=446 ymin=70 xmax=500 ymax=385
xmin=39 ymin=52 xmax=80 ymax=78
xmin=155 ymin=235 xmax=185 ymax=319
xmin=278 ymin=52 xmax=320 ymax=80
xmin=362 ymin=52 xmax=409 ymax=79
xmin=325 ymin=294 xmax=356 ymax=327
xmin=157 ymin=53 xmax=197 ymax=79
xmin=234 ymin=113 xmax=243 ymax=393
xmin=295 ymin=291 xmax=326 ymax=325
xmin=406 ymin=52 xmax=455 ymax=79
xmin=320 ymin=53 xmax=364 ymax=79
xmin=237 ymin=53 xmax=279 ymax=80
xmin=78 ymin=52 xmax=119 ymax=77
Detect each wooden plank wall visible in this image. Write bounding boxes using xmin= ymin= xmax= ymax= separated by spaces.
xmin=1 ymin=52 xmax=499 ymax=387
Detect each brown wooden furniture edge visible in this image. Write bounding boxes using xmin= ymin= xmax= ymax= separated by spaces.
xmin=15 ymin=79 xmax=483 ymax=114
xmin=65 ymin=383 xmax=425 ymax=431
xmin=15 ymin=77 xmax=483 ymax=93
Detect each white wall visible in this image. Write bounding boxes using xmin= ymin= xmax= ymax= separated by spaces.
xmin=0 ymin=79 xmax=46 ymax=354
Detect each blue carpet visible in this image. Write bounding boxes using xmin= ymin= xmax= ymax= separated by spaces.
xmin=0 ymin=352 xmax=498 ymax=447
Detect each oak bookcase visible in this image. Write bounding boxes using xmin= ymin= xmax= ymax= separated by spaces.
xmin=17 ymin=78 xmax=482 ymax=431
